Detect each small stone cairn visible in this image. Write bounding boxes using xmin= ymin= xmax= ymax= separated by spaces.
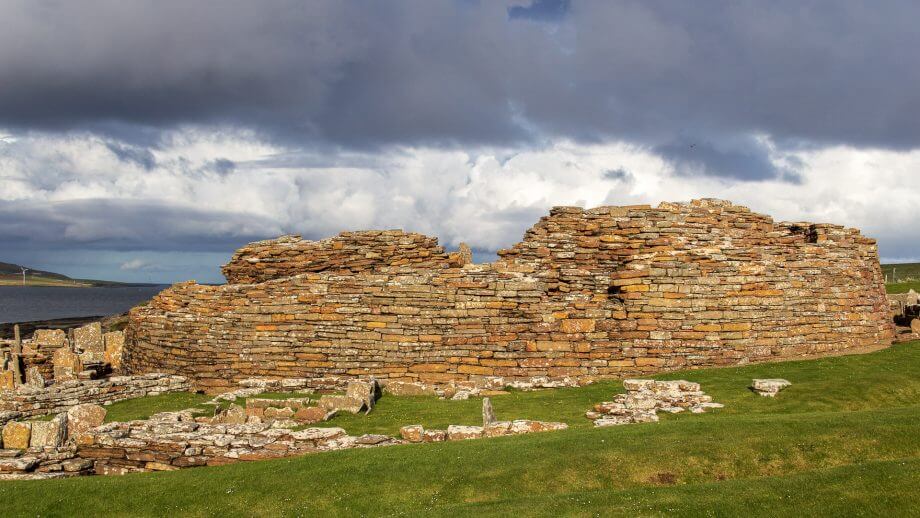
xmin=586 ymin=379 xmax=723 ymax=426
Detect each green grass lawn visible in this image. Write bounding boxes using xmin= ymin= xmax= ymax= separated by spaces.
xmin=1 ymin=342 xmax=918 ymax=517
xmin=882 ymin=262 xmax=920 ymax=281
xmin=103 ymin=392 xmax=215 ymax=423
xmin=886 ymin=280 xmax=920 ymax=294
xmin=881 ymin=262 xmax=920 ymax=293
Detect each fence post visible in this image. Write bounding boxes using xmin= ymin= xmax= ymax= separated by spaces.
xmin=12 ymin=324 xmax=23 ymax=383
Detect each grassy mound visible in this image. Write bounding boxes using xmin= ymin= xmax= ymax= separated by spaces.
xmin=1 ymin=342 xmax=917 ymax=517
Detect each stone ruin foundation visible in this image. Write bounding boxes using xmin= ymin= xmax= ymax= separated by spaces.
xmin=586 ymin=379 xmax=723 ymax=426
xmin=123 ymin=199 xmax=894 ymax=393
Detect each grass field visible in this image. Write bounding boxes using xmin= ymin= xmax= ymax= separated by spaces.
xmin=882 ymin=262 xmax=920 ymax=294
xmin=1 ymin=342 xmax=917 ymax=516
xmin=0 ymin=274 xmax=92 ymax=287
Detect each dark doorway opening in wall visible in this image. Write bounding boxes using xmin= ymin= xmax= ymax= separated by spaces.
xmin=789 ymin=224 xmax=819 ymax=243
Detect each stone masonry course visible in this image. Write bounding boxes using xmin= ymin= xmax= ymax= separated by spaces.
xmin=123 ymin=199 xmax=894 ymax=393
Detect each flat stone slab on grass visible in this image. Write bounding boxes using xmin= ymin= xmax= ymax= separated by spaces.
xmin=752 ymin=379 xmax=792 ymax=397
xmin=401 ymin=419 xmax=567 ymax=443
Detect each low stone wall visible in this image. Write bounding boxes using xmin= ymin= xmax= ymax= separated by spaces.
xmin=76 ymin=411 xmax=402 ymax=475
xmin=0 ymin=374 xmax=191 ymax=419
xmin=0 ymin=446 xmax=92 ymax=479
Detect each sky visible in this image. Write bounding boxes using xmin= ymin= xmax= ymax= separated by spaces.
xmin=1 ymin=0 xmax=919 ymax=284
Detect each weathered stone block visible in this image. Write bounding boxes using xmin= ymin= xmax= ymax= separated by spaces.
xmin=52 ymin=348 xmax=83 ymax=382
xmin=0 ymin=370 xmax=14 ymax=392
xmin=104 ymin=331 xmax=125 ymax=369
xmin=32 ymin=329 xmax=66 ymax=349
xmin=399 ymin=425 xmax=424 ymax=442
xmin=318 ymin=395 xmax=365 ymax=414
xmin=66 ymin=404 xmax=106 ymax=438
xmin=751 ymin=378 xmax=791 ymax=397
xmin=2 ymin=421 xmax=31 ymax=450
xmin=446 ymin=425 xmax=483 ymax=441
xmin=73 ymin=323 xmax=104 ymax=353
xmin=293 ymin=406 xmax=328 ymax=424
xmin=29 ymin=415 xmax=66 ymax=448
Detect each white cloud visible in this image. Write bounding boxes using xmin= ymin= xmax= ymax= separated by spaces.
xmin=2 ymin=127 xmax=919 ymax=283
xmin=119 ymin=259 xmax=152 ymax=271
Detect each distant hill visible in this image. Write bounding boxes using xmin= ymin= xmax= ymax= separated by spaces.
xmin=0 ymin=261 xmax=74 ymax=279
xmin=0 ymin=261 xmax=151 ymax=287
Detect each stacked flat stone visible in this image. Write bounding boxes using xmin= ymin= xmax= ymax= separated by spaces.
xmin=0 ymin=374 xmax=190 ymax=419
xmin=586 ymin=379 xmax=723 ymax=426
xmin=76 ymin=411 xmax=402 ymax=475
xmin=0 ymin=447 xmax=93 ymax=480
xmin=124 ymin=199 xmax=894 ymax=393
xmin=221 ymin=230 xmax=455 ymax=284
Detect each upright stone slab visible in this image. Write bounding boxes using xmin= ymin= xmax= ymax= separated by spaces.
xmin=66 ymin=404 xmax=106 ymax=438
xmin=2 ymin=421 xmax=31 ymax=450
xmin=0 ymin=370 xmax=14 ymax=392
xmin=30 ymin=416 xmax=66 ymax=448
xmin=32 ymin=329 xmax=67 ymax=350
xmin=104 ymin=331 xmax=125 ymax=369
xmin=53 ymin=348 xmax=83 ymax=382
xmin=482 ymin=397 xmax=497 ymax=427
xmin=73 ymin=323 xmax=103 ymax=355
xmin=25 ymin=366 xmax=45 ymax=388
xmin=345 ymin=378 xmax=379 ymax=413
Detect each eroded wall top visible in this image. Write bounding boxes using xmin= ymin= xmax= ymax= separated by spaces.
xmin=222 ymin=230 xmax=453 ymax=284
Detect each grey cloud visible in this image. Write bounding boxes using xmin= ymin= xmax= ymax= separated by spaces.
xmin=0 ymin=1 xmax=917 ymax=151
xmin=105 ymin=142 xmax=157 ymax=170
xmin=508 ymin=0 xmax=571 ymax=22
xmin=655 ymin=137 xmax=802 ymax=182
xmin=0 ymin=199 xmax=278 ymax=253
xmin=603 ymin=168 xmax=632 ymax=182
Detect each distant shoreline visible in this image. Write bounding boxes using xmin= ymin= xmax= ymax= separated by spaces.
xmin=0 ymin=278 xmax=162 ymax=288
xmin=0 ymin=315 xmax=109 ymax=339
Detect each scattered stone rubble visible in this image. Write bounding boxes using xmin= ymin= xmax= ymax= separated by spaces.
xmin=751 ymin=379 xmax=792 ymax=397
xmin=400 ymin=397 xmax=568 ymax=443
xmin=586 ymin=379 xmax=724 ymax=426
xmin=208 ymin=378 xmax=381 ymax=426
xmin=3 ymin=378 xmax=569 ymax=479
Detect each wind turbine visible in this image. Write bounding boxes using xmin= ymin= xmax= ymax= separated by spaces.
xmin=20 ymin=266 xmax=28 ymax=286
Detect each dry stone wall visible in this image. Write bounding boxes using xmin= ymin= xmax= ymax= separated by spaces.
xmin=221 ymin=230 xmax=456 ymax=284
xmin=0 ymin=374 xmax=191 ymax=419
xmin=125 ymin=199 xmax=894 ymax=392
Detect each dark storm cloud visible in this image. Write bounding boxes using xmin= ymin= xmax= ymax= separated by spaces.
xmin=0 ymin=199 xmax=275 ymax=253
xmin=508 ymin=0 xmax=571 ymax=21
xmin=1 ymin=1 xmax=918 ymax=154
xmin=655 ymin=138 xmax=802 ymax=182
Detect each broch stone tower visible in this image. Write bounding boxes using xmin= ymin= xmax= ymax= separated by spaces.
xmin=123 ymin=199 xmax=894 ymax=393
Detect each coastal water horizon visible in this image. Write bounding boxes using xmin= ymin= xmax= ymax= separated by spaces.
xmin=0 ymin=285 xmax=168 ymax=324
